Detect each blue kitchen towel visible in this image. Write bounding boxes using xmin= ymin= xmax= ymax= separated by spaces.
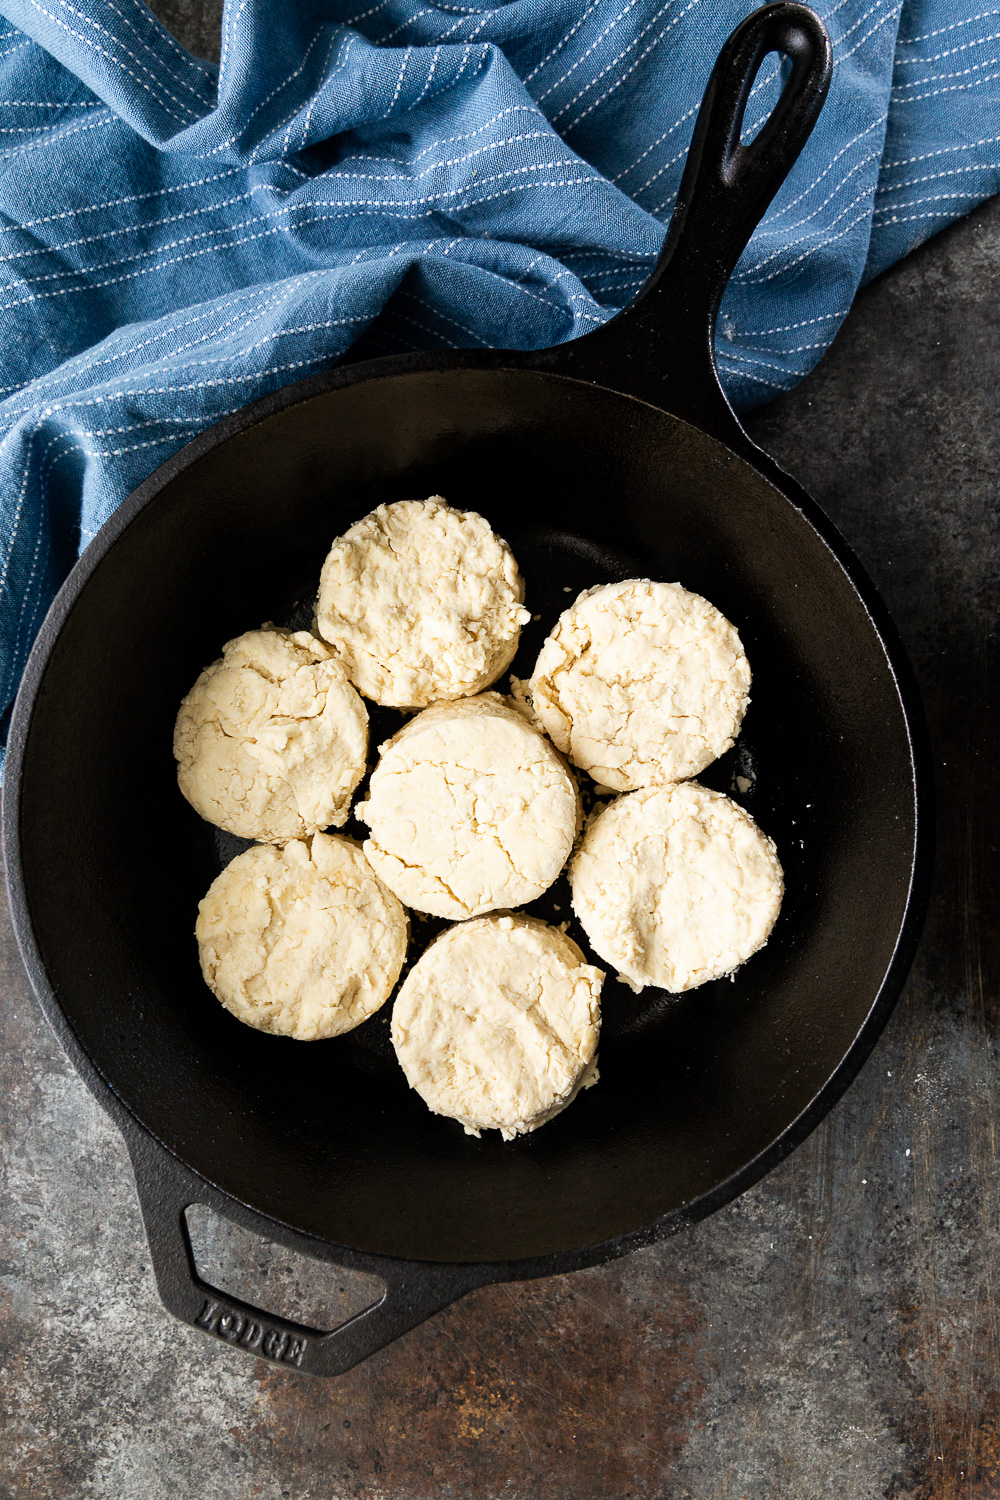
xmin=0 ymin=0 xmax=996 ymax=741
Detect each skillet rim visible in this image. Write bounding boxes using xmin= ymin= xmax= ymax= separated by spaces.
xmin=2 ymin=350 xmax=935 ymax=1280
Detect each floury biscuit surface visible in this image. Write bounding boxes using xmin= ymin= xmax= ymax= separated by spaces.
xmin=316 ymin=497 xmax=530 ymax=708
xmin=569 ymin=782 xmax=783 ymax=993
xmin=392 ymin=914 xmax=604 ymax=1139
xmin=196 ymin=834 xmax=408 ymax=1040
xmin=174 ymin=627 xmax=368 ymax=842
xmin=528 ymin=579 xmax=751 ymax=790
xmin=357 ymin=693 xmax=581 ymax=919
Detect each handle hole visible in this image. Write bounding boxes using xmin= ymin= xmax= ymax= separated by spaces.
xmin=185 ymin=1204 xmax=384 ymax=1332
xmin=740 ymin=50 xmax=790 ymax=144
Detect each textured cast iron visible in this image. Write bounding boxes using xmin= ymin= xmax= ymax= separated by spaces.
xmin=3 ymin=4 xmax=933 ymax=1377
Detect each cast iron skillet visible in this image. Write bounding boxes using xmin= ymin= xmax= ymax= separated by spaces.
xmin=3 ymin=3 xmax=933 ymax=1377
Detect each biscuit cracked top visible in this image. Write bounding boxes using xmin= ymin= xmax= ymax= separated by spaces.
xmin=392 ymin=913 xmax=603 ymax=1139
xmin=357 ymin=693 xmax=581 ymax=920
xmin=315 ymin=496 xmax=530 ymax=709
xmin=569 ymin=782 xmax=783 ymax=993
xmin=174 ymin=627 xmax=368 ymax=842
xmin=528 ymin=579 xmax=751 ymax=791
xmin=196 ymin=834 xmax=409 ymax=1040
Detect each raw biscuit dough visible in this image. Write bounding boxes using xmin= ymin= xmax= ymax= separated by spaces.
xmin=357 ymin=692 xmax=580 ymax=919
xmin=570 ymin=781 xmax=783 ymax=993
xmin=174 ymin=627 xmax=368 ymax=842
xmin=315 ymin=496 xmax=530 ymax=708
xmin=196 ymin=833 xmax=408 ymax=1040
xmin=528 ymin=579 xmax=751 ymax=790
xmin=392 ymin=914 xmax=604 ymax=1138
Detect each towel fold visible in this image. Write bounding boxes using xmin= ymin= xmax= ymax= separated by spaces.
xmin=0 ymin=0 xmax=996 ymax=743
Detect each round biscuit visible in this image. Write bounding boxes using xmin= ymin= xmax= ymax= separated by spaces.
xmin=196 ymin=834 xmax=408 ymax=1039
xmin=315 ymin=496 xmax=529 ymax=708
xmin=391 ymin=914 xmax=604 ymax=1138
xmin=569 ymin=781 xmax=783 ymax=992
xmin=528 ymin=579 xmax=750 ymax=790
xmin=174 ymin=626 xmax=368 ymax=842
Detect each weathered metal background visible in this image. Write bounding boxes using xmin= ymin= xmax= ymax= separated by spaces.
xmin=1 ymin=5 xmax=999 ymax=1492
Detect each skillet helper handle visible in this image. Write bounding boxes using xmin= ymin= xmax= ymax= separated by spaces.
xmin=127 ymin=1132 xmax=487 ymax=1377
xmin=546 ymin=2 xmax=832 ymax=439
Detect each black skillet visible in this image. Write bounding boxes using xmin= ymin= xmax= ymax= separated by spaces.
xmin=3 ymin=2 xmax=933 ymax=1376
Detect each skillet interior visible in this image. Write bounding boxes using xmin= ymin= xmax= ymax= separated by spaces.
xmin=16 ymin=366 xmax=918 ymax=1264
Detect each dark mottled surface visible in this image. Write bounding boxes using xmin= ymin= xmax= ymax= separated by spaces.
xmin=2 ymin=4 xmax=999 ymax=1493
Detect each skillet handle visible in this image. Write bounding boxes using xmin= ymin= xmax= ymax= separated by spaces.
xmin=537 ymin=2 xmax=832 ymax=441
xmin=127 ymin=1132 xmax=490 ymax=1377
